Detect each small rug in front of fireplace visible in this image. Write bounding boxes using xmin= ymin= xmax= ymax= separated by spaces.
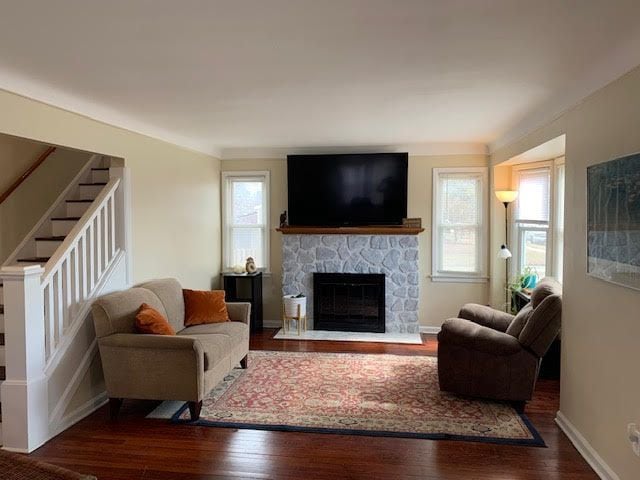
xmin=164 ymin=351 xmax=545 ymax=447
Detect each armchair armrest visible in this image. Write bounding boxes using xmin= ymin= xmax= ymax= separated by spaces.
xmin=98 ymin=333 xmax=205 ymax=401
xmin=227 ymin=302 xmax=251 ymax=324
xmin=458 ymin=304 xmax=514 ymax=332
xmin=438 ymin=318 xmax=522 ymax=356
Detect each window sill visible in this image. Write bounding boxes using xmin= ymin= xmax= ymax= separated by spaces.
xmin=430 ymin=275 xmax=489 ymax=284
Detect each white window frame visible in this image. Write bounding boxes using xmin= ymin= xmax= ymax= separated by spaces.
xmin=553 ymin=158 xmax=565 ymax=283
xmin=431 ymin=167 xmax=489 ymax=283
xmin=222 ymin=171 xmax=270 ymax=273
xmin=510 ymin=160 xmax=556 ymax=278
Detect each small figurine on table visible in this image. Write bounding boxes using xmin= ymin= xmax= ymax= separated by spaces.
xmin=245 ymin=257 xmax=257 ymax=274
xmin=279 ymin=210 xmax=288 ymax=228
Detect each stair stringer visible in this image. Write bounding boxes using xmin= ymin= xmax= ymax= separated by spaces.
xmin=46 ymin=249 xmax=128 ymax=440
xmin=2 ymin=154 xmax=103 ymax=266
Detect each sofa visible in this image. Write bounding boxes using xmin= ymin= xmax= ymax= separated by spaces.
xmin=437 ymin=278 xmax=562 ymax=411
xmin=91 ymin=278 xmax=250 ymax=420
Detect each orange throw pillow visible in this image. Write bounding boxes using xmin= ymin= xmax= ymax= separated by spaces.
xmin=135 ymin=303 xmax=176 ymax=335
xmin=183 ymin=289 xmax=230 ymax=326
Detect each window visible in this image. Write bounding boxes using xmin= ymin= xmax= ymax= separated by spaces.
xmin=222 ymin=171 xmax=270 ymax=272
xmin=432 ymin=167 xmax=488 ymax=282
xmin=514 ymin=167 xmax=551 ymax=278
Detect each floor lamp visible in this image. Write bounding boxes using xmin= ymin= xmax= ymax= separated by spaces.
xmin=495 ymin=190 xmax=518 ymax=311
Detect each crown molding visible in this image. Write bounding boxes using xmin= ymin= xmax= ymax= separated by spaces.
xmin=0 ymin=68 xmax=222 ymax=158
xmin=221 ymin=142 xmax=487 ymax=160
xmin=490 ymin=31 xmax=640 ymax=154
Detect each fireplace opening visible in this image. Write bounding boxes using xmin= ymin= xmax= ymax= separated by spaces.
xmin=313 ymin=273 xmax=385 ymax=333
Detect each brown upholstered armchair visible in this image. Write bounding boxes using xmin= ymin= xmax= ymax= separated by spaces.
xmin=437 ymin=278 xmax=562 ymax=411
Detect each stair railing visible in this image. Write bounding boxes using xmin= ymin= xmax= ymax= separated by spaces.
xmin=0 ymin=166 xmax=131 ymax=453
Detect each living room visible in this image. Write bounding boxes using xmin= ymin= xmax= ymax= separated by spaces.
xmin=0 ymin=2 xmax=639 ymax=479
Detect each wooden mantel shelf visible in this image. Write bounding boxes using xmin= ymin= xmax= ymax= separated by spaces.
xmin=276 ymin=226 xmax=425 ymax=235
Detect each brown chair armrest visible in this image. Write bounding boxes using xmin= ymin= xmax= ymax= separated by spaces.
xmin=458 ymin=304 xmax=514 ymax=332
xmin=438 ymin=318 xmax=522 ymax=356
xmin=227 ymin=302 xmax=251 ymax=324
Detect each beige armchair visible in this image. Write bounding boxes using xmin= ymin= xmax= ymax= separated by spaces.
xmin=91 ymin=278 xmax=250 ymax=420
xmin=437 ymin=278 xmax=562 ymax=411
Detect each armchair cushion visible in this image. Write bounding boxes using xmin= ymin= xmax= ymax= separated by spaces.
xmin=458 ymin=304 xmax=514 ymax=332
xmin=439 ymin=318 xmax=522 ymax=356
xmin=519 ymin=295 xmax=562 ymax=356
xmin=530 ymin=277 xmax=561 ymax=308
xmin=505 ymin=304 xmax=532 ymax=338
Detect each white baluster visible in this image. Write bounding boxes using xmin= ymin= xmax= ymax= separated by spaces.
xmin=55 ymin=270 xmax=63 ymax=347
xmin=102 ymin=203 xmax=109 ymax=266
xmin=73 ymin=244 xmax=80 ymax=305
xmin=81 ymin=232 xmax=88 ymax=299
xmin=96 ymin=215 xmax=102 ymax=279
xmin=88 ymin=223 xmax=95 ymax=292
xmin=109 ymin=195 xmax=116 ymax=258
xmin=64 ymin=259 xmax=72 ymax=328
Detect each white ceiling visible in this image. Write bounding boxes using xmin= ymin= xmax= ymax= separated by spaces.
xmin=0 ymin=1 xmax=639 ymax=157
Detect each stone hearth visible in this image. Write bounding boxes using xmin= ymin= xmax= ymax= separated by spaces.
xmin=282 ymin=234 xmax=419 ymax=333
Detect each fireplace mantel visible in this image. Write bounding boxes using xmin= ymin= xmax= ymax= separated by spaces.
xmin=276 ymin=226 xmax=424 ymax=235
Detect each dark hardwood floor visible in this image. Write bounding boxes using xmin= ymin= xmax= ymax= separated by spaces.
xmin=27 ymin=330 xmax=596 ymax=480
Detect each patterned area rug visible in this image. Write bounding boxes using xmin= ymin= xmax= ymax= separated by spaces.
xmin=173 ymin=351 xmax=545 ymax=446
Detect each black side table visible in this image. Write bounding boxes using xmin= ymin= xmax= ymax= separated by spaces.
xmin=222 ymin=272 xmax=263 ymax=332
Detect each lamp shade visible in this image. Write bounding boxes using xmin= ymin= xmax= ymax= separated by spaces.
xmin=495 ymin=190 xmax=518 ymax=204
xmin=498 ymin=244 xmax=512 ymax=259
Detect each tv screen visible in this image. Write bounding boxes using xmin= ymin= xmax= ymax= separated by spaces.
xmin=287 ymin=153 xmax=408 ymax=226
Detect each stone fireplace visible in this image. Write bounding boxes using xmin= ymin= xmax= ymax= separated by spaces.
xmin=281 ymin=234 xmax=419 ymax=333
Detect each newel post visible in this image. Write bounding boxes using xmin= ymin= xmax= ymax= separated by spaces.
xmin=110 ymin=166 xmax=133 ymax=285
xmin=0 ymin=265 xmax=48 ymax=452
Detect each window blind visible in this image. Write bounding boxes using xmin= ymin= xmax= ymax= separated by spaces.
xmin=516 ymin=168 xmax=550 ymax=222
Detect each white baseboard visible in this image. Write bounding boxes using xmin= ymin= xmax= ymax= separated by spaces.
xmin=263 ymin=319 xmax=281 ymax=328
xmin=555 ymin=411 xmax=620 ymax=480
xmin=419 ymin=326 xmax=441 ymax=335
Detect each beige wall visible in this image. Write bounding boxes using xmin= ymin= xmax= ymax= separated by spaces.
xmin=491 ymin=66 xmax=640 ymax=479
xmin=222 ymin=154 xmax=489 ymax=327
xmin=0 ymin=90 xmax=222 ymax=289
xmin=0 ymin=134 xmax=46 ymax=193
xmin=0 ymin=145 xmax=91 ymax=262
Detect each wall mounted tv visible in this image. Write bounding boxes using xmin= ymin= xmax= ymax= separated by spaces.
xmin=287 ymin=153 xmax=408 ymax=226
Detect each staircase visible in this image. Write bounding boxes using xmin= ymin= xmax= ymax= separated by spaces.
xmin=0 ymin=155 xmax=131 ymax=452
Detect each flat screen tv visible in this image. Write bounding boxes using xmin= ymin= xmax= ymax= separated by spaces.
xmin=287 ymin=153 xmax=408 ymax=226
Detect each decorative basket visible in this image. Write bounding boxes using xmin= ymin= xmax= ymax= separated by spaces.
xmin=283 ymin=295 xmax=306 ymax=318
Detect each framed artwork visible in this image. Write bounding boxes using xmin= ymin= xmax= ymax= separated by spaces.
xmin=587 ymin=153 xmax=640 ymax=291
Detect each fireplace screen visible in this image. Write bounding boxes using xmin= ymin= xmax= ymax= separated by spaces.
xmin=313 ymin=273 xmax=385 ymax=333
